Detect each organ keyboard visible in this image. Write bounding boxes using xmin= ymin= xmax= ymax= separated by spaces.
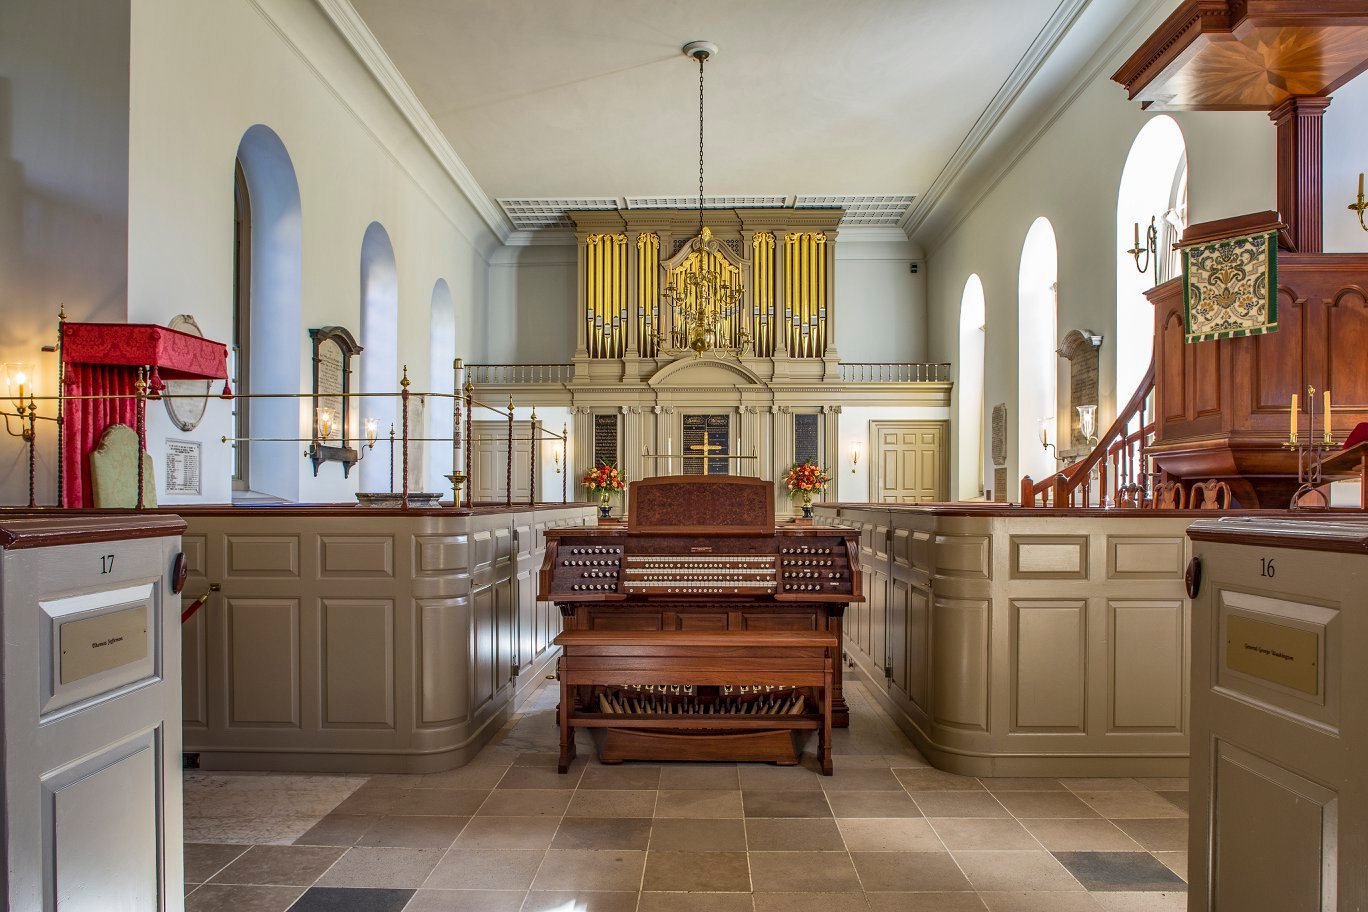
xmin=539 ymin=474 xmax=863 ymax=767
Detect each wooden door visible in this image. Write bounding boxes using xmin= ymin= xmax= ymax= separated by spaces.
xmin=471 ymin=420 xmax=537 ymax=503
xmin=870 ymin=421 xmax=947 ymax=503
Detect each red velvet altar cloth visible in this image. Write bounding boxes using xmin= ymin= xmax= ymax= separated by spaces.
xmin=61 ymin=323 xmax=229 ymax=507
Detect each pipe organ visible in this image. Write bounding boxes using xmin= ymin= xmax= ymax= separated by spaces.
xmin=571 ymin=208 xmax=841 ymax=363
xmin=540 ymin=475 xmax=862 ymax=768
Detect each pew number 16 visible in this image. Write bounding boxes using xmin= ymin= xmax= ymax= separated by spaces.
xmin=1260 ymin=557 xmax=1275 ymax=578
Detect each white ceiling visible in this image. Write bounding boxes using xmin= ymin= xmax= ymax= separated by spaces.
xmin=351 ymin=0 xmax=1067 ymax=218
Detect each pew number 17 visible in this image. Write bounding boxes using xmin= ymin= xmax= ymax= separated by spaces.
xmin=99 ymin=554 xmax=115 ymax=575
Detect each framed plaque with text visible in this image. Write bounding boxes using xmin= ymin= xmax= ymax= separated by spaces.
xmin=308 ymin=326 xmax=363 ymax=477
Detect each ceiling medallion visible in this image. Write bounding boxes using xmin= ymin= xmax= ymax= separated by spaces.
xmin=653 ymin=41 xmax=751 ymax=360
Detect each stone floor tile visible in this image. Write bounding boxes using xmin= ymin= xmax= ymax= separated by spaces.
xmin=1073 ymin=791 xmax=1187 ymax=820
xmin=1018 ymin=818 xmax=1143 ymax=852
xmin=836 ymin=817 xmax=942 ymax=852
xmin=184 ymin=843 xmax=251 ymax=883
xmin=864 ymin=894 xmax=988 ymax=911
xmin=568 ymin=789 xmax=659 ymax=818
xmin=355 ymin=815 xmax=467 ymax=849
xmin=478 ymin=789 xmax=572 ymax=817
xmin=1089 ymin=893 xmax=1188 ymax=911
xmin=400 ymin=889 xmax=526 ymax=912
xmin=315 ymin=846 xmax=442 ymax=889
xmin=821 ymin=768 xmax=905 ymax=792
xmin=953 ymin=850 xmax=1084 ymax=892
xmin=417 ymin=765 xmax=509 ymax=790
xmin=514 ymin=751 xmax=562 ymax=767
xmin=208 ymin=844 xmax=344 ymax=885
xmin=754 ymin=892 xmax=873 ymax=911
xmin=825 ymin=790 xmax=923 ymax=818
xmin=453 ymin=816 xmax=561 ymax=850
xmin=742 ymin=790 xmax=833 ymax=818
xmin=1154 ymin=850 xmax=1187 ymax=882
xmin=497 ymin=766 xmax=584 ymax=790
xmin=738 ymin=765 xmax=823 ymax=791
xmin=293 ymin=814 xmax=378 ymax=847
xmin=423 ymin=848 xmax=546 ymax=890
xmin=912 ymin=791 xmax=1009 ymax=819
xmin=980 ymin=778 xmax=1066 ymax=792
xmin=749 ymin=850 xmax=862 ymax=892
xmin=1052 ymin=851 xmax=1188 ymax=892
xmin=653 ymin=789 xmax=743 ymax=818
xmin=1134 ymin=778 xmax=1188 ymax=792
xmin=523 ymin=891 xmax=642 ymax=912
xmin=287 ymin=886 xmax=414 ymax=911
xmin=894 ymin=768 xmax=985 ymax=791
xmin=390 ymin=789 xmax=490 ymax=817
xmin=929 ymin=817 xmax=1041 ymax=850
xmin=745 ymin=816 xmax=845 ymax=850
xmin=648 ymin=817 xmax=747 ymax=851
xmin=531 ymin=849 xmax=649 ymax=892
xmin=1112 ymin=818 xmax=1188 ymax=852
xmin=1060 ymin=778 xmax=1145 ymax=792
xmin=977 ymin=892 xmax=1100 ymax=911
xmin=992 ymin=791 xmax=1100 ymax=819
xmin=642 ymin=849 xmax=751 ymax=891
xmin=1156 ymin=791 xmax=1189 ymax=813
xmin=639 ymin=892 xmax=755 ymax=912
xmin=656 ymin=764 xmax=739 ymax=790
xmin=552 ymin=816 xmax=653 ymax=850
xmin=834 ymin=755 xmax=902 ymax=769
xmin=183 ymin=884 xmax=304 ymax=912
xmin=329 ymin=786 xmax=411 ymax=816
xmin=579 ymin=764 xmax=663 ymax=790
xmin=849 ymin=851 xmax=972 ymax=892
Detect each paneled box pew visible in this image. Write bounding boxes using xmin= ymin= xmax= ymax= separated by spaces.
xmin=173 ymin=502 xmax=596 ymax=773
xmin=816 ymin=503 xmax=1202 ymax=777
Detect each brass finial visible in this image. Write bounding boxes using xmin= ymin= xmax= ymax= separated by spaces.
xmin=401 ymin=366 xmax=410 ymax=389
xmin=58 ymin=303 xmax=66 ymax=321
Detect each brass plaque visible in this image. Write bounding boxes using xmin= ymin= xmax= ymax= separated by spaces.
xmin=1226 ymin=614 xmax=1319 ymax=696
xmin=59 ymin=603 xmax=149 ymax=685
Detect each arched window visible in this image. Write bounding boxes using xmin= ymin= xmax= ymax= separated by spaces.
xmin=359 ymin=222 xmax=399 ymax=493
xmin=1116 ymin=115 xmax=1187 ymax=400
xmin=427 ymin=278 xmax=456 ymax=493
xmin=1018 ymin=217 xmax=1059 ymax=485
xmin=234 ymin=125 xmax=302 ymax=501
xmin=957 ymin=275 xmax=987 ymax=500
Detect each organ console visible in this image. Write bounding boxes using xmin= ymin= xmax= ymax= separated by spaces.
xmin=539 ymin=474 xmax=863 ymax=768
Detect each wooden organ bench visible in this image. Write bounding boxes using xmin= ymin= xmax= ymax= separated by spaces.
xmin=539 ymin=474 xmax=863 ymax=770
xmin=554 ymin=629 xmax=838 ymax=774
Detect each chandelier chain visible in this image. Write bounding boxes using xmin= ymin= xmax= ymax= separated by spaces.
xmin=698 ymin=53 xmax=705 ymax=234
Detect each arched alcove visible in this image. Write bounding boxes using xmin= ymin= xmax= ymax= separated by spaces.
xmin=234 ymin=124 xmax=302 ymax=501
xmin=957 ymin=275 xmax=987 ymax=500
xmin=1116 ymin=115 xmax=1187 ymax=402
xmin=427 ymin=277 xmax=456 ymax=493
xmin=359 ymin=222 xmax=399 ymax=493
xmin=1018 ymin=217 xmax=1059 ymax=485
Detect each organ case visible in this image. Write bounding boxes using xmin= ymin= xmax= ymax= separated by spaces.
xmin=539 ymin=475 xmax=863 ymax=765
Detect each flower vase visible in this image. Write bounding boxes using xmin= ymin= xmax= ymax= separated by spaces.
xmin=598 ymin=492 xmax=612 ymax=520
xmin=801 ymin=491 xmax=814 ymax=520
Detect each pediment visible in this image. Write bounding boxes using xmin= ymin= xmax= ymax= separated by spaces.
xmin=648 ymin=356 xmax=763 ymax=388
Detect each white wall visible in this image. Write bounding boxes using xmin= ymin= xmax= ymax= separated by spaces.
xmin=124 ymin=0 xmax=499 ymax=505
xmin=923 ymin=0 xmax=1314 ymax=498
xmin=1324 ymin=73 xmax=1368 ymax=255
xmin=483 ymin=246 xmax=578 ymax=363
xmin=835 ymin=238 xmax=926 ymax=362
xmin=0 ymin=0 xmax=131 ymax=505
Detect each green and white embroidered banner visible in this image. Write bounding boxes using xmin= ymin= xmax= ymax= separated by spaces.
xmin=1183 ymin=230 xmax=1278 ymax=343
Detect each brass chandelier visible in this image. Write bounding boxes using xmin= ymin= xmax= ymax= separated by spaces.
xmin=654 ymin=41 xmax=751 ymax=359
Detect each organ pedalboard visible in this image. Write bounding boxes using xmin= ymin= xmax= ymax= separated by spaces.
xmin=552 ymin=541 xmax=853 ymax=599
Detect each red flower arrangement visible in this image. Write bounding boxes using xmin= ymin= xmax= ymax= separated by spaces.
xmin=782 ymin=461 xmax=830 ymax=498
xmin=581 ymin=463 xmax=626 ymax=497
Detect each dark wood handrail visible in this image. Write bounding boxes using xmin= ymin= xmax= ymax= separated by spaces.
xmin=1022 ymin=357 xmax=1156 ymax=507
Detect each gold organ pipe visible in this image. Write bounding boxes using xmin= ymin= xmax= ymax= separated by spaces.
xmin=817 ymin=234 xmax=827 ymax=355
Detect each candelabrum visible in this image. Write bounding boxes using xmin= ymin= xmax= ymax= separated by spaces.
xmin=1286 ymin=385 xmax=1335 ymax=509
xmin=1350 ymin=172 xmax=1368 ymax=232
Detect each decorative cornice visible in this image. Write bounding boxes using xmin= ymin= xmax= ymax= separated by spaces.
xmin=312 ymin=0 xmax=513 ymax=244
xmin=901 ymin=0 xmax=1093 ymax=238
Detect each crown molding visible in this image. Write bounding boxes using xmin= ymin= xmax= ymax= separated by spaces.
xmin=920 ymin=0 xmax=1172 ymax=255
xmin=312 ymin=0 xmax=514 ymax=244
xmin=900 ymin=0 xmax=1093 ymax=239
